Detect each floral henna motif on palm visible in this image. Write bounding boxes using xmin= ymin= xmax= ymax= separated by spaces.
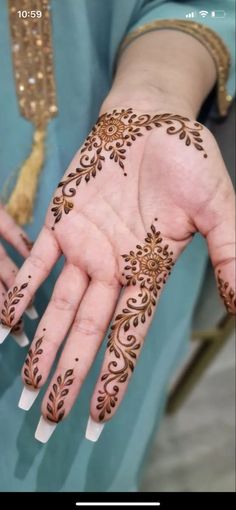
xmin=217 ymin=270 xmax=236 ymax=315
xmin=96 ymin=220 xmax=174 ymax=421
xmin=1 ymin=277 xmax=31 ymax=327
xmin=46 ymin=369 xmax=74 ymax=423
xmin=51 ymin=109 xmax=207 ymax=226
xmin=24 ymin=336 xmax=44 ymax=388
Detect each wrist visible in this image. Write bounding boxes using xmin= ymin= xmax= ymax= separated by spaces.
xmin=101 ymin=82 xmax=197 ymax=119
xmin=101 ymin=29 xmax=217 ymax=119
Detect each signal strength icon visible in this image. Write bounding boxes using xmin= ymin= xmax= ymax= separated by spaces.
xmin=199 ymin=10 xmax=209 ymax=17
xmin=185 ymin=12 xmax=195 ymax=18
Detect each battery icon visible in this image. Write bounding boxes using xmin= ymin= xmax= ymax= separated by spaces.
xmin=211 ymin=10 xmax=225 ymax=17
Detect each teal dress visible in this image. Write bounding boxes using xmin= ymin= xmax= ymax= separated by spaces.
xmin=0 ymin=0 xmax=234 ymax=492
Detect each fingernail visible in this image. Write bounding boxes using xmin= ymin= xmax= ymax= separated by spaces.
xmin=11 ymin=331 xmax=29 ymax=347
xmin=18 ymin=386 xmax=40 ymax=411
xmin=0 ymin=324 xmax=11 ymax=344
xmin=85 ymin=416 xmax=105 ymax=442
xmin=35 ymin=416 xmax=57 ymax=443
xmin=25 ymin=305 xmax=39 ymax=320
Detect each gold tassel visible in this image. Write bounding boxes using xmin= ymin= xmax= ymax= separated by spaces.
xmin=6 ymin=128 xmax=46 ymax=225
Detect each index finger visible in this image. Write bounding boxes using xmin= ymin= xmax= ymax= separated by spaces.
xmin=0 ymin=226 xmax=60 ymax=342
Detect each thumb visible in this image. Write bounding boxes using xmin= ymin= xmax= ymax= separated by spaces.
xmin=200 ymin=187 xmax=235 ymax=315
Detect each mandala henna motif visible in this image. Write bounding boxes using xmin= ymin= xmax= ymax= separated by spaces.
xmin=96 ymin=221 xmax=174 ymax=421
xmin=1 ymin=279 xmax=30 ymax=327
xmin=46 ymin=369 xmax=74 ymax=423
xmin=23 ymin=336 xmax=44 ymax=388
xmin=51 ymin=109 xmax=207 ymax=226
xmin=217 ymin=270 xmax=236 ymax=315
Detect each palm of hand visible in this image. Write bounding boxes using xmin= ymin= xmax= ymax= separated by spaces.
xmin=47 ymin=109 xmax=229 ymax=285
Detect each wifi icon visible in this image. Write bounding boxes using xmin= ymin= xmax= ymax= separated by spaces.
xmin=199 ymin=10 xmax=208 ymax=17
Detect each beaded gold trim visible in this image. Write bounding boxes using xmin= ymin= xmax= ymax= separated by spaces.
xmin=9 ymin=0 xmax=57 ymax=127
xmin=120 ymin=20 xmax=232 ymax=117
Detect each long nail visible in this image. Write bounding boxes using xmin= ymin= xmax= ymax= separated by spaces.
xmin=35 ymin=416 xmax=57 ymax=443
xmin=85 ymin=416 xmax=104 ymax=442
xmin=25 ymin=305 xmax=39 ymax=320
xmin=0 ymin=324 xmax=11 ymax=344
xmin=11 ymin=331 xmax=29 ymax=347
xmin=18 ymin=387 xmax=40 ymax=410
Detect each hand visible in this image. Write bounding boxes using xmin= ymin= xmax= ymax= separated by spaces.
xmin=1 ymin=105 xmax=235 ymax=443
xmin=0 ymin=205 xmax=37 ymax=346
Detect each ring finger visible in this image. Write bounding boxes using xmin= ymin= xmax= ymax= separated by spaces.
xmin=18 ymin=262 xmax=89 ymax=410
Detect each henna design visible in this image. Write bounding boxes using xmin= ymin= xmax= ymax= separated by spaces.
xmin=12 ymin=318 xmax=23 ymax=334
xmin=217 ymin=270 xmax=236 ymax=315
xmin=1 ymin=279 xmax=30 ymax=327
xmin=46 ymin=369 xmax=74 ymax=423
xmin=51 ymin=109 xmax=207 ymax=226
xmin=23 ymin=336 xmax=44 ymax=388
xmin=96 ymin=221 xmax=174 ymax=421
xmin=20 ymin=233 xmax=34 ymax=251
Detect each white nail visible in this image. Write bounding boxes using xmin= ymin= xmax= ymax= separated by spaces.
xmin=25 ymin=305 xmax=39 ymax=320
xmin=18 ymin=386 xmax=40 ymax=411
xmin=85 ymin=416 xmax=105 ymax=442
xmin=12 ymin=331 xmax=29 ymax=347
xmin=35 ymin=416 xmax=57 ymax=443
xmin=0 ymin=324 xmax=11 ymax=344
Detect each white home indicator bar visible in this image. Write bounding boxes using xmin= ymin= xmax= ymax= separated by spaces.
xmin=76 ymin=504 xmax=160 ymax=507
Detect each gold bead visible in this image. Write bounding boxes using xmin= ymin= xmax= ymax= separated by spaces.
xmin=49 ymin=105 xmax=57 ymax=113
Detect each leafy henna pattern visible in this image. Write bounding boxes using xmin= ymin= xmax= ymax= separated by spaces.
xmin=23 ymin=337 xmax=44 ymax=388
xmin=46 ymin=369 xmax=74 ymax=423
xmin=1 ymin=279 xmax=30 ymax=327
xmin=51 ymin=109 xmax=207 ymax=226
xmin=96 ymin=221 xmax=174 ymax=421
xmin=217 ymin=270 xmax=236 ymax=315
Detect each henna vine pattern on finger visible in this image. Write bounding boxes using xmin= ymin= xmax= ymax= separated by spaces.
xmin=217 ymin=270 xmax=236 ymax=315
xmin=20 ymin=233 xmax=34 ymax=251
xmin=96 ymin=220 xmax=174 ymax=421
xmin=51 ymin=109 xmax=207 ymax=226
xmin=1 ymin=277 xmax=30 ymax=327
xmin=46 ymin=369 xmax=74 ymax=423
xmin=23 ymin=336 xmax=44 ymax=388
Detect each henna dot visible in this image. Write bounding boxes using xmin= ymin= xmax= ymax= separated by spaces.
xmin=51 ymin=227 xmax=55 ymax=231
xmin=43 ymin=328 xmax=46 ymax=331
xmin=75 ymin=358 xmax=79 ymax=362
xmin=154 ymin=218 xmax=158 ymax=221
xmin=28 ymin=275 xmax=31 ymax=279
xmin=124 ymin=173 xmax=127 ymax=177
xmin=204 ymin=154 xmax=208 ymax=158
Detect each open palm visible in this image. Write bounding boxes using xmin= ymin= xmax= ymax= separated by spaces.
xmin=1 ymin=108 xmax=235 ymax=440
